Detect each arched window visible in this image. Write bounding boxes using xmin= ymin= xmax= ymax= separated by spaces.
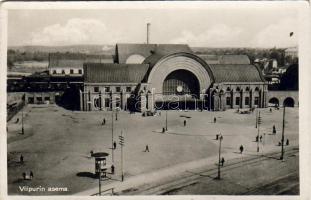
xmin=255 ymin=87 xmax=259 ymax=91
xmin=236 ymin=87 xmax=240 ymax=92
xmin=245 ymin=87 xmax=250 ymax=91
xmin=226 ymin=87 xmax=231 ymax=92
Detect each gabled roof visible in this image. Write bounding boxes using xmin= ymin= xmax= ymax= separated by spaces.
xmin=115 ymin=43 xmax=192 ymax=64
xmin=84 ymin=63 xmax=149 ymax=83
xmin=209 ymin=64 xmax=265 ymax=83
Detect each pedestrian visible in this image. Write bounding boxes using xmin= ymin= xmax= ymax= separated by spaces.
xmin=270 ymin=108 xmax=272 ymax=112
xmin=221 ymin=157 xmax=225 ymax=166
xmin=260 ymin=135 xmax=263 ymax=142
xmin=239 ymin=145 xmax=244 ymax=154
xmin=20 ymin=154 xmax=24 ymax=164
xmin=22 ymin=172 xmax=26 ymax=180
xmin=162 ymin=127 xmax=165 ymax=133
xmin=90 ymin=150 xmax=94 ymax=156
xmin=144 ymin=145 xmax=150 ymax=152
xmin=286 ymin=139 xmax=289 ymax=146
xmin=273 ymin=125 xmax=276 ymax=134
xmin=16 ymin=118 xmax=19 ymax=123
xmin=102 ymin=118 xmax=106 ymax=125
xmin=278 ymin=141 xmax=281 ymax=146
xmin=216 ymin=134 xmax=219 ymax=140
xmin=113 ymin=141 xmax=117 ymax=149
xmin=184 ymin=120 xmax=186 ymax=127
xmin=256 ymin=135 xmax=259 ymax=142
xmin=30 ymin=171 xmax=33 ymax=179
xmin=111 ymin=165 xmax=115 ymax=174
xmin=214 ymin=117 xmax=217 ymax=123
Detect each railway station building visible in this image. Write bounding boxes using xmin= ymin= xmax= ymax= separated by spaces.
xmin=80 ymin=43 xmax=268 ymax=112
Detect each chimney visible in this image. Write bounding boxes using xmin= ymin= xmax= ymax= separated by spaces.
xmin=147 ymin=23 xmax=150 ymax=44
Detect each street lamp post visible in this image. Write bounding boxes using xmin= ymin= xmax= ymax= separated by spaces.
xmin=257 ymin=111 xmax=261 ymax=152
xmin=217 ymin=134 xmax=223 ymax=179
xmin=280 ymin=106 xmax=286 ymax=160
xmin=165 ymin=110 xmax=168 ymax=131
xmin=111 ymin=110 xmax=114 ymax=164
xmin=21 ymin=107 xmax=24 ymax=135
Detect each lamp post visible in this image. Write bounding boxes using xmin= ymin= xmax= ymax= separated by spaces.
xmin=165 ymin=110 xmax=168 ymax=131
xmin=111 ymin=110 xmax=114 ymax=164
xmin=21 ymin=106 xmax=24 ymax=135
xmin=280 ymin=106 xmax=286 ymax=160
xmin=217 ymin=134 xmax=223 ymax=179
xmin=257 ymin=111 xmax=261 ymax=152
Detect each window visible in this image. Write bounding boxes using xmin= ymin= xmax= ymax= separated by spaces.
xmin=245 ymin=87 xmax=250 ymax=92
xmin=226 ymin=87 xmax=231 ymax=92
xmin=255 ymin=87 xmax=259 ymax=91
xmin=236 ymin=87 xmax=240 ymax=92
xmin=226 ymin=97 xmax=231 ymax=105
xmin=94 ymin=87 xmax=99 ymax=93
xmin=78 ymin=69 xmax=82 ymax=74
xmin=53 ymin=70 xmax=56 ymax=74
xmin=235 ymin=97 xmax=240 ymax=106
xmin=254 ymin=97 xmax=259 ymax=105
xmin=245 ymin=97 xmax=250 ymax=105
xmin=105 ymin=87 xmax=110 ymax=92
xmin=70 ymin=69 xmax=74 ymax=74
xmin=116 ymin=87 xmax=121 ymax=92
xmin=36 ymin=97 xmax=43 ymax=102
xmin=61 ymin=70 xmax=65 ymax=74
xmin=44 ymin=96 xmax=50 ymax=101
xmin=105 ymin=98 xmax=110 ymax=108
xmin=126 ymin=87 xmax=131 ymax=92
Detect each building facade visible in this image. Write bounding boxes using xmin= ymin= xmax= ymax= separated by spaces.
xmin=80 ymin=43 xmax=268 ymax=112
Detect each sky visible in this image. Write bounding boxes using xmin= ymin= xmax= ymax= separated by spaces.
xmin=8 ymin=8 xmax=298 ymax=48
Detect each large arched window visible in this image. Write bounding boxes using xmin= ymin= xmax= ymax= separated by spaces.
xmin=125 ymin=54 xmax=145 ymax=64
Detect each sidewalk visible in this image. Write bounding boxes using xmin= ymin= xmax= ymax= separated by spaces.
xmin=75 ymin=145 xmax=297 ymax=195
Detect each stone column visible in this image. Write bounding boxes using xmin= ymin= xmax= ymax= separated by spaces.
xmin=79 ymin=90 xmax=83 ymax=111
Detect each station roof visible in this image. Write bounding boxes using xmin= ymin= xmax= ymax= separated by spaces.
xmin=84 ymin=63 xmax=149 ymax=83
xmin=209 ymin=64 xmax=265 ymax=83
xmin=197 ymin=54 xmax=251 ymax=65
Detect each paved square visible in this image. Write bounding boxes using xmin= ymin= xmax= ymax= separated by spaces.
xmin=7 ymin=105 xmax=298 ymax=195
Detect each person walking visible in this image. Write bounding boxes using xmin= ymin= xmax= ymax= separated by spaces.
xmin=286 ymin=139 xmax=289 ymax=146
xmin=260 ymin=135 xmax=263 ymax=142
xmin=20 ymin=154 xmax=24 ymax=164
xmin=256 ymin=135 xmax=259 ymax=142
xmin=111 ymin=165 xmax=115 ymax=174
xmin=30 ymin=171 xmax=33 ymax=179
xmin=113 ymin=141 xmax=117 ymax=149
xmin=273 ymin=125 xmax=276 ymax=134
xmin=144 ymin=145 xmax=150 ymax=152
xmin=214 ymin=117 xmax=217 ymax=123
xmin=221 ymin=157 xmax=225 ymax=166
xmin=22 ymin=172 xmax=26 ymax=180
xmin=102 ymin=118 xmax=106 ymax=125
xmin=184 ymin=120 xmax=186 ymax=127
xmin=239 ymin=145 xmax=244 ymax=154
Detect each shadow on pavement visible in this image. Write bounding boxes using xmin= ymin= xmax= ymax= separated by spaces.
xmin=76 ymin=172 xmax=97 ymax=179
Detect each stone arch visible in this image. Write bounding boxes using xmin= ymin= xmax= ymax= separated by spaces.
xmin=268 ymin=97 xmax=279 ymax=107
xmin=283 ymin=97 xmax=295 ymax=107
xmin=147 ymin=53 xmax=214 ymax=95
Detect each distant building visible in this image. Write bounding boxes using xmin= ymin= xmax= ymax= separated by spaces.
xmin=48 ymin=53 xmax=113 ymax=76
xmin=284 ymin=47 xmax=298 ymax=58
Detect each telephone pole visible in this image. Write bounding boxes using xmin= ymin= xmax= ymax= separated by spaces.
xmin=119 ymin=131 xmax=125 ymax=181
xmin=111 ymin=111 xmax=114 ymax=164
xmin=217 ymin=134 xmax=223 ymax=179
xmin=257 ymin=111 xmax=261 ymax=152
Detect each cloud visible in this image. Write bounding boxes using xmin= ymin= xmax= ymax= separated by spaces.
xmin=30 ymin=18 xmax=124 ymax=45
xmin=170 ymin=24 xmax=244 ymax=47
xmin=251 ymin=18 xmax=298 ymax=48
